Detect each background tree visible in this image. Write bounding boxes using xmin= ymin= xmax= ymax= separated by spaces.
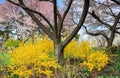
xmin=0 ymin=1 xmax=34 ymax=41
xmin=63 ymin=0 xmax=120 ymax=48
xmin=83 ymin=0 xmax=120 ymax=48
xmin=7 ymin=0 xmax=90 ymax=65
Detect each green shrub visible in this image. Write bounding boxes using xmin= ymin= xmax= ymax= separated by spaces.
xmin=0 ymin=52 xmax=11 ymax=72
xmin=3 ymin=39 xmax=20 ymax=49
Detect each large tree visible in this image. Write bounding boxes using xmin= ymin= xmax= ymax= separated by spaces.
xmin=7 ymin=0 xmax=90 ymax=65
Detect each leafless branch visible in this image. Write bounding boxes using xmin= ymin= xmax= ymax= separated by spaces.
xmin=13 ymin=0 xmax=54 ymax=39
xmin=83 ymin=25 xmax=109 ymax=41
xmin=89 ymin=11 xmax=112 ymax=30
xmin=83 ymin=25 xmax=100 ymax=36
xmin=53 ymin=0 xmax=58 ymax=37
xmin=63 ymin=0 xmax=90 ymax=48
xmin=7 ymin=0 xmax=54 ymax=30
xmin=115 ymin=31 xmax=120 ymax=34
xmin=116 ymin=27 xmax=120 ymax=30
xmin=112 ymin=12 xmax=120 ymax=30
xmin=59 ymin=0 xmax=73 ymax=32
xmin=111 ymin=0 xmax=120 ymax=5
xmin=106 ymin=6 xmax=117 ymax=19
xmin=57 ymin=8 xmax=62 ymax=19
xmin=104 ymin=12 xmax=116 ymax=18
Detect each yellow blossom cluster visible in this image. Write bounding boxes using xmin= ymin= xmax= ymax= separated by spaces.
xmin=65 ymin=41 xmax=109 ymax=71
xmin=8 ymin=38 xmax=109 ymax=77
xmin=81 ymin=51 xmax=109 ymax=71
xmin=65 ymin=41 xmax=93 ymax=59
xmin=8 ymin=38 xmax=60 ymax=78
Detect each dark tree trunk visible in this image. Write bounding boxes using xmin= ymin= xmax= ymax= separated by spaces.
xmin=107 ymin=40 xmax=113 ymax=48
xmin=106 ymin=32 xmax=115 ymax=53
xmin=107 ymin=40 xmax=115 ymax=54
xmin=54 ymin=41 xmax=64 ymax=65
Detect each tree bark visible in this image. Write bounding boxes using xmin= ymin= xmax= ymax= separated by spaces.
xmin=54 ymin=41 xmax=64 ymax=65
xmin=107 ymin=40 xmax=113 ymax=48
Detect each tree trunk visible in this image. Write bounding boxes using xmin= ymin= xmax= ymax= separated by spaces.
xmin=107 ymin=40 xmax=113 ymax=48
xmin=107 ymin=38 xmax=114 ymax=53
xmin=107 ymin=32 xmax=115 ymax=48
xmin=54 ymin=42 xmax=64 ymax=65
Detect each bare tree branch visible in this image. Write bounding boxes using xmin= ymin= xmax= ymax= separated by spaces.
xmin=104 ymin=12 xmax=116 ymax=18
xmin=8 ymin=0 xmax=54 ymax=39
xmin=57 ymin=8 xmax=62 ymax=20
xmin=89 ymin=11 xmax=112 ymax=30
xmin=7 ymin=0 xmax=54 ymax=30
xmin=92 ymin=0 xmax=118 ymax=19
xmin=98 ymin=31 xmax=109 ymax=41
xmin=83 ymin=25 xmax=100 ymax=36
xmin=59 ymin=0 xmax=73 ymax=33
xmin=108 ymin=6 xmax=116 ymax=18
xmin=83 ymin=25 xmax=109 ymax=41
xmin=115 ymin=31 xmax=120 ymax=34
xmin=63 ymin=0 xmax=90 ymax=48
xmin=116 ymin=27 xmax=120 ymax=30
xmin=53 ymin=0 xmax=58 ymax=38
xmin=112 ymin=12 xmax=120 ymax=30
xmin=111 ymin=0 xmax=120 ymax=5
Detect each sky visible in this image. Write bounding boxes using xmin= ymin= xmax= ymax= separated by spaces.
xmin=0 ymin=0 xmax=6 ymax=3
xmin=57 ymin=0 xmax=64 ymax=9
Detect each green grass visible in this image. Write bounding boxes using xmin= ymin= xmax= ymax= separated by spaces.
xmin=98 ymin=75 xmax=120 ymax=78
xmin=0 ymin=52 xmax=11 ymax=69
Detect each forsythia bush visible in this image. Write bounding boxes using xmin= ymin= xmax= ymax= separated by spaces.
xmin=65 ymin=41 xmax=109 ymax=71
xmin=81 ymin=51 xmax=109 ymax=71
xmin=7 ymin=38 xmax=109 ymax=77
xmin=8 ymin=39 xmax=60 ymax=78
xmin=65 ymin=41 xmax=93 ymax=59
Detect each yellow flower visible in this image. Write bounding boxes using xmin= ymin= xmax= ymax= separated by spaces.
xmin=65 ymin=41 xmax=93 ymax=59
xmin=81 ymin=51 xmax=109 ymax=71
xmin=8 ymin=38 xmax=59 ymax=77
